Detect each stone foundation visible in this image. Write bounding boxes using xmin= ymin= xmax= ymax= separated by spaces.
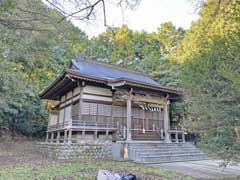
xmin=37 ymin=143 xmax=112 ymax=160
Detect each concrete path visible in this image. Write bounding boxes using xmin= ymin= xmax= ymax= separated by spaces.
xmin=150 ymin=160 xmax=240 ymax=179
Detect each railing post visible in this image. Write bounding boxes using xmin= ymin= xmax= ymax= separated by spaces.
xmin=175 ymin=127 xmax=179 ymax=143
xmin=50 ymin=132 xmax=54 ymax=143
xmin=56 ymin=131 xmax=60 ymax=143
xmin=182 ymin=130 xmax=185 ymax=143
xmin=64 ymin=130 xmax=68 ymax=143
xmin=45 ymin=132 xmax=49 ymax=143
xmin=68 ymin=129 xmax=72 ymax=144
xmin=160 ymin=128 xmax=164 ymax=140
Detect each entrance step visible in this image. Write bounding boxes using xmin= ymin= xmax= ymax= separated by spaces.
xmin=127 ymin=142 xmax=208 ymax=163
xmin=132 ymin=131 xmax=162 ymax=141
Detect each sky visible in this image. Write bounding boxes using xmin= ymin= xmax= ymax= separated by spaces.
xmin=70 ymin=0 xmax=199 ymax=37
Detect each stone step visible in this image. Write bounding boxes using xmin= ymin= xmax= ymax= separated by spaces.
xmin=126 ymin=142 xmax=207 ymax=163
xmin=131 ymin=146 xmax=200 ymax=151
xmin=138 ymin=152 xmax=206 ymax=159
xmin=130 ymin=148 xmax=202 ymax=157
xmin=137 ymin=153 xmax=208 ymax=163
xmin=130 ymin=149 xmax=204 ymax=161
xmin=131 ymin=146 xmax=196 ymax=151
xmin=129 ymin=143 xmax=196 ymax=147
xmin=128 ymin=142 xmax=195 ymax=147
xmin=136 ymin=149 xmax=203 ymax=156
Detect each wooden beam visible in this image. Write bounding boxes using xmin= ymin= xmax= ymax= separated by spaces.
xmin=132 ymin=95 xmax=168 ymax=105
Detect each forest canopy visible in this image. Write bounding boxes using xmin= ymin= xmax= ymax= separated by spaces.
xmin=0 ymin=0 xmax=239 ymax=161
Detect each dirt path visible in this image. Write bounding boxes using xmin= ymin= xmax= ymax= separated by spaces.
xmin=151 ymin=160 xmax=240 ymax=179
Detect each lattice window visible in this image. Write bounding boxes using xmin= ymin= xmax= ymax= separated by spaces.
xmin=82 ymin=102 xmax=90 ymax=115
xmin=72 ymin=102 xmax=79 ymax=120
xmin=59 ymin=109 xmax=64 ymax=123
xmin=89 ymin=103 xmax=98 ymax=115
xmin=132 ymin=107 xmax=141 ymax=119
xmin=64 ymin=106 xmax=72 ymax=122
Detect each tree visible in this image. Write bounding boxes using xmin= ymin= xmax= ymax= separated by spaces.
xmin=179 ymin=0 xmax=240 ymax=162
xmin=0 ymin=0 xmax=89 ymax=137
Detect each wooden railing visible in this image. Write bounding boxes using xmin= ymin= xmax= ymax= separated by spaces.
xmin=47 ymin=121 xmax=186 ymax=143
xmin=72 ymin=120 xmax=118 ymax=130
xmin=47 ymin=121 xmax=71 ymax=131
xmin=47 ymin=120 xmax=118 ymax=132
xmin=168 ymin=128 xmax=185 ymax=143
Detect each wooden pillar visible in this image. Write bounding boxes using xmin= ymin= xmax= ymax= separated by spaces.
xmin=50 ymin=132 xmax=54 ymax=143
xmin=81 ymin=121 xmax=85 ymax=143
xmin=69 ymin=90 xmax=73 ymax=127
xmin=45 ymin=132 xmax=49 ymax=143
xmin=105 ymin=129 xmax=109 ymax=143
xmin=78 ymin=82 xmax=84 ymax=121
xmin=63 ymin=95 xmax=66 ymax=125
xmin=123 ymin=126 xmax=127 ymax=139
xmin=94 ymin=131 xmax=98 ymax=143
xmin=146 ymin=118 xmax=149 ymax=131
xmin=126 ymin=96 xmax=132 ymax=141
xmin=68 ymin=129 xmax=72 ymax=144
xmin=163 ymin=102 xmax=171 ymax=143
xmin=81 ymin=129 xmax=85 ymax=143
xmin=64 ymin=130 xmax=68 ymax=143
xmin=56 ymin=131 xmax=60 ymax=143
xmin=94 ymin=121 xmax=98 ymax=143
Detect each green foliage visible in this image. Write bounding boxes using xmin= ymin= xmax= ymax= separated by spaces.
xmin=1 ymin=0 xmax=239 ymax=163
xmin=180 ymin=0 xmax=240 ymax=162
xmin=0 ymin=0 xmax=88 ymax=136
xmin=87 ymin=22 xmax=184 ymax=87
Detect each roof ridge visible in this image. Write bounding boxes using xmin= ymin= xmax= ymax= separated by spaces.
xmin=73 ymin=58 xmax=151 ymax=77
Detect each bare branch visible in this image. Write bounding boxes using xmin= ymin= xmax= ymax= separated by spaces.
xmin=0 ymin=0 xmax=141 ymax=32
xmin=57 ymin=0 xmax=102 ymax=22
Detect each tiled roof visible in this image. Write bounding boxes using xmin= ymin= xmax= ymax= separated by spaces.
xmin=71 ymin=59 xmax=159 ymax=86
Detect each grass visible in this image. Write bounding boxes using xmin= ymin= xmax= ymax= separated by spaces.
xmin=0 ymin=138 xmax=191 ymax=180
xmin=0 ymin=160 xmax=192 ymax=180
xmin=0 ymin=138 xmax=239 ymax=180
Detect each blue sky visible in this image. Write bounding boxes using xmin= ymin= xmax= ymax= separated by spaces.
xmin=71 ymin=0 xmax=199 ymax=37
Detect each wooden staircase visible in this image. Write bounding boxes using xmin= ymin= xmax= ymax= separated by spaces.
xmin=132 ymin=130 xmax=162 ymax=141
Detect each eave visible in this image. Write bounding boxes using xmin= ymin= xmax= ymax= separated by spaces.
xmin=39 ymin=69 xmax=183 ymax=100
